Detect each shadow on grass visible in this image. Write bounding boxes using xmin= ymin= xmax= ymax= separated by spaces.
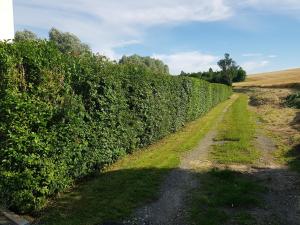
xmin=34 ymin=167 xmax=256 ymax=225
xmin=188 ymin=169 xmax=266 ymax=225
xmin=34 ymin=168 xmax=174 ymax=225
xmin=290 ymin=111 xmax=300 ymax=130
xmin=285 ymin=144 xmax=300 ymax=173
xmin=286 ymin=111 xmax=300 ymax=173
xmin=30 ymin=166 xmax=292 ymax=225
xmin=233 ymin=88 xmax=255 ymax=94
xmin=191 ymin=167 xmax=300 ymax=225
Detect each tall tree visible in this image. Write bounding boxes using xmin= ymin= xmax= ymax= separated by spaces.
xmin=49 ymin=28 xmax=91 ymax=55
xmin=119 ymin=54 xmax=169 ymax=75
xmin=233 ymin=67 xmax=247 ymax=82
xmin=15 ymin=30 xmax=38 ymax=42
xmin=217 ymin=53 xmax=237 ymax=85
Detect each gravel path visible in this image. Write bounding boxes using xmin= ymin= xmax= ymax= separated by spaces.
xmin=124 ymin=99 xmax=235 ymax=225
xmin=126 ymin=131 xmax=216 ymax=225
xmin=250 ymin=132 xmax=300 ymax=225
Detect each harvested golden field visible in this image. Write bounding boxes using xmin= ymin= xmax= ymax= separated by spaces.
xmin=234 ymin=68 xmax=300 ymax=88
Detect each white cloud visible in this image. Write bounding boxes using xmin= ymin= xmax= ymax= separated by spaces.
xmin=13 ymin=0 xmax=293 ymax=73
xmin=14 ymin=0 xmax=233 ymax=57
xmin=268 ymin=54 xmax=278 ymax=58
xmin=242 ymin=53 xmax=278 ymax=59
xmin=241 ymin=60 xmax=269 ymax=74
xmin=18 ymin=0 xmax=233 ymax=25
xmin=237 ymin=0 xmax=300 ymax=18
xmin=242 ymin=53 xmax=262 ymax=57
xmin=153 ymin=51 xmax=219 ymax=74
xmin=242 ymin=0 xmax=300 ymax=10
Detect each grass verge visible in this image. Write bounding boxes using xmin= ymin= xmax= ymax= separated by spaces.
xmin=188 ymin=169 xmax=265 ymax=225
xmin=271 ymin=135 xmax=300 ymax=173
xmin=211 ymin=94 xmax=260 ymax=164
xmin=35 ymin=96 xmax=236 ymax=225
xmin=257 ymin=105 xmax=300 ymax=172
xmin=248 ymin=88 xmax=300 ymax=172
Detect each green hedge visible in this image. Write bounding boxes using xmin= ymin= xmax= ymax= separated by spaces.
xmin=0 ymin=41 xmax=232 ymax=213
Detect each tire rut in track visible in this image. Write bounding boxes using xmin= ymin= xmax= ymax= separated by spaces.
xmin=123 ymin=96 xmax=237 ymax=225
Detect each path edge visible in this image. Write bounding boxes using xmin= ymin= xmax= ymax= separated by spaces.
xmin=1 ymin=208 xmax=30 ymax=225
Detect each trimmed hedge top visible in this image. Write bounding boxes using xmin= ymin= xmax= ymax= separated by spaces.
xmin=0 ymin=41 xmax=232 ymax=213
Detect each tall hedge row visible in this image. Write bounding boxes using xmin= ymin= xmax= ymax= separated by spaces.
xmin=0 ymin=41 xmax=232 ymax=213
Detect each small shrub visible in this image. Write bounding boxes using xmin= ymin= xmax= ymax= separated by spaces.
xmin=286 ymin=93 xmax=300 ymax=109
xmin=250 ymin=93 xmax=280 ymax=106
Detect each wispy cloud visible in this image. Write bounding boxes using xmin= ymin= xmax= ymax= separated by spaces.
xmin=242 ymin=53 xmax=278 ymax=59
xmin=268 ymin=54 xmax=278 ymax=58
xmin=241 ymin=60 xmax=269 ymax=74
xmin=14 ymin=0 xmax=298 ymax=73
xmin=241 ymin=0 xmax=300 ymax=11
xmin=153 ymin=51 xmax=219 ymax=74
xmin=14 ymin=0 xmax=233 ymax=56
xmin=242 ymin=53 xmax=262 ymax=57
xmin=236 ymin=0 xmax=300 ymax=21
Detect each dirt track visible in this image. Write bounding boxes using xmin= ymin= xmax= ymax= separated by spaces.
xmin=124 ymin=92 xmax=300 ymax=225
xmin=124 ymin=97 xmax=235 ymax=225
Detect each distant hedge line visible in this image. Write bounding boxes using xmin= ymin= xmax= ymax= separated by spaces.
xmin=0 ymin=41 xmax=232 ymax=213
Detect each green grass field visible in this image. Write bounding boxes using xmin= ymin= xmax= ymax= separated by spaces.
xmin=36 ymin=96 xmax=236 ymax=225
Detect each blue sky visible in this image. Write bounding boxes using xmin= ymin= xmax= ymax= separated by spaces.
xmin=13 ymin=0 xmax=300 ymax=74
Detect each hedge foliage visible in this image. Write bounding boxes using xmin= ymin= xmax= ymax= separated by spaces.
xmin=0 ymin=41 xmax=232 ymax=213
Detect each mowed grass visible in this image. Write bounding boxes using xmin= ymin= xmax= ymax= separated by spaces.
xmin=189 ymin=96 xmax=265 ymax=225
xmin=35 ymin=96 xmax=236 ymax=225
xmin=188 ymin=169 xmax=265 ymax=225
xmin=246 ymin=87 xmax=300 ymax=173
xmin=211 ymin=94 xmax=260 ymax=164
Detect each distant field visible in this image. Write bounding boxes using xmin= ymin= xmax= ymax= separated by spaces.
xmin=234 ymin=68 xmax=300 ymax=88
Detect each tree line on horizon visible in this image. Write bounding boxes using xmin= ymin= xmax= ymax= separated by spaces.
xmin=180 ymin=53 xmax=247 ymax=85
xmin=14 ymin=29 xmax=247 ymax=85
